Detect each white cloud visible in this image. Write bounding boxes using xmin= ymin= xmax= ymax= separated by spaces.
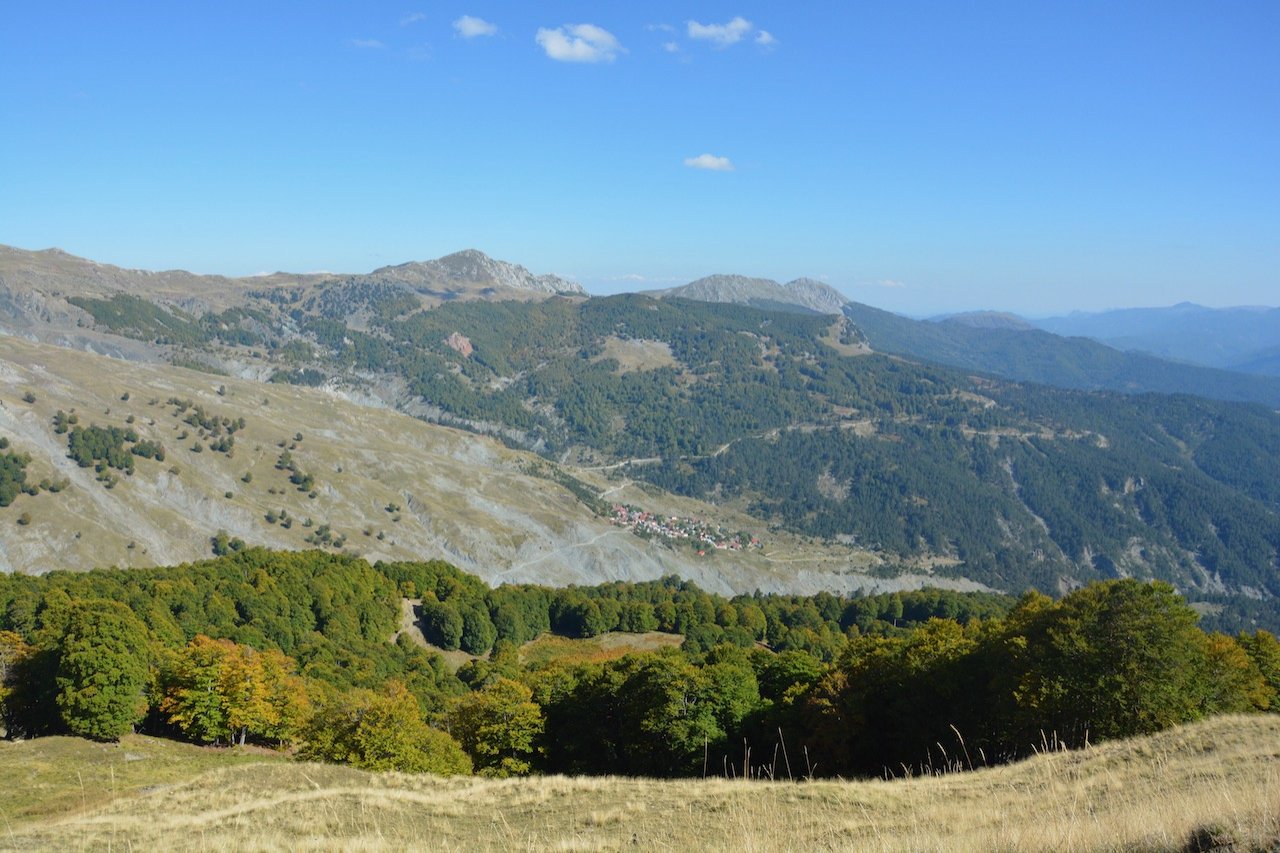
xmin=684 ymin=153 xmax=734 ymax=172
xmin=454 ymin=15 xmax=497 ymax=38
xmin=877 ymin=279 xmax=906 ymax=289
xmin=536 ymin=23 xmax=623 ymax=63
xmin=687 ymin=16 xmax=753 ymax=47
xmin=755 ymin=30 xmax=777 ymax=47
xmin=399 ymin=12 xmax=426 ymax=27
xmin=646 ymin=23 xmax=675 ymax=33
xmin=662 ymin=41 xmax=680 ymax=53
xmin=351 ymin=38 xmax=386 ymax=49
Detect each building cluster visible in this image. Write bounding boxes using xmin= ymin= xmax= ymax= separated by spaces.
xmin=608 ymin=503 xmax=761 ymax=554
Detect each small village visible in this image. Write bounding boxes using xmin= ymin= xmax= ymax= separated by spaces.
xmin=608 ymin=502 xmax=762 ymax=555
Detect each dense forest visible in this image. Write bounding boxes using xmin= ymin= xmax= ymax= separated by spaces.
xmin=1 ymin=550 xmax=1276 ymax=780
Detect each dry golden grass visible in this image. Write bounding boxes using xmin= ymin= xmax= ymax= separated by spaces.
xmin=518 ymin=631 xmax=684 ymax=669
xmin=2 ymin=714 xmax=1277 ymax=852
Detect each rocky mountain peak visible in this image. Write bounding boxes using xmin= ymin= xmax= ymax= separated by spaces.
xmin=654 ymin=274 xmax=849 ymax=316
xmin=781 ymin=278 xmax=850 ymax=315
xmin=370 ymin=250 xmax=584 ymax=295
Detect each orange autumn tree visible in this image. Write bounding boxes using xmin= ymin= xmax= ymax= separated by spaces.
xmin=160 ymin=635 xmax=308 ymax=746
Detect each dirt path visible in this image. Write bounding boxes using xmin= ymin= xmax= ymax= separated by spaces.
xmin=391 ymin=598 xmax=430 ymax=648
xmin=493 ymin=529 xmax=624 ymax=582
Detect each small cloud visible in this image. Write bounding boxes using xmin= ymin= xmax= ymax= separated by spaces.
xmin=877 ymin=279 xmax=906 ymax=289
xmin=400 ymin=12 xmax=426 ymax=27
xmin=684 ymin=153 xmax=734 ymax=172
xmin=351 ymin=38 xmax=386 ymax=49
xmin=662 ymin=41 xmax=680 ymax=53
xmin=755 ymin=30 xmax=777 ymax=47
xmin=646 ymin=23 xmax=675 ymax=33
xmin=687 ymin=16 xmax=753 ymax=47
xmin=620 ymin=273 xmax=647 ymax=282
xmin=454 ymin=15 xmax=497 ymax=38
xmin=536 ymin=23 xmax=624 ymax=63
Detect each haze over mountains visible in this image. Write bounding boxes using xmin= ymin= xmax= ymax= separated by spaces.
xmin=2 ymin=243 xmax=1279 ymax=630
xmin=1032 ymin=303 xmax=1280 ymax=376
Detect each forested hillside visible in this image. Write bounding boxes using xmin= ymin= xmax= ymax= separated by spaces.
xmin=1 ymin=550 xmax=1276 ymax=780
xmin=256 ymin=293 xmax=1280 ymax=614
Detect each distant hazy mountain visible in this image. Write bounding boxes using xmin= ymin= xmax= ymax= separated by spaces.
xmin=650 ymin=274 xmax=848 ymax=315
xmin=1231 ymin=343 xmax=1280 ymax=377
xmin=842 ymin=300 xmax=1280 ymax=407
xmin=933 ymin=311 xmax=1036 ymax=331
xmin=1033 ymin=303 xmax=1280 ymax=376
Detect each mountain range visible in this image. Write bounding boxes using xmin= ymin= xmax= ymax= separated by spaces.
xmin=1 ymin=243 xmax=1278 ymax=630
xmin=1032 ymin=303 xmax=1280 ymax=376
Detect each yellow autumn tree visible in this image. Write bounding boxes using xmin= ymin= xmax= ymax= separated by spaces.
xmin=160 ymin=635 xmax=308 ymax=746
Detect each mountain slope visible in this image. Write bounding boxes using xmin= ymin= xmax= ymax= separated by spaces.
xmin=0 ymin=334 xmax=929 ymax=596
xmin=842 ymin=300 xmax=1280 ymax=406
xmin=199 ymin=290 xmax=1280 ymax=615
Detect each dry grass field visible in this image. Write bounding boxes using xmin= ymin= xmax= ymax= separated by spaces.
xmin=1 ymin=714 xmax=1277 ymax=852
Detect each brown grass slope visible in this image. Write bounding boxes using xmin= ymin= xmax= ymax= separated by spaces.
xmin=1 ymin=714 xmax=1277 ymax=852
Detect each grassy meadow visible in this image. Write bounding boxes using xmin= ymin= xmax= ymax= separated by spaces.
xmin=1 ymin=714 xmax=1276 ymax=852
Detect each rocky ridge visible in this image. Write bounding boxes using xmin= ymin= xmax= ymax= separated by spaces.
xmin=652 ymin=274 xmax=850 ymax=315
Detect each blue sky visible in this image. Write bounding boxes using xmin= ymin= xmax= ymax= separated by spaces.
xmin=2 ymin=2 xmax=1276 ymax=314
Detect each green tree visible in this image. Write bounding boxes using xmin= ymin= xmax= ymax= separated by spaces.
xmin=458 ymin=604 xmax=497 ymax=656
xmin=55 ymin=600 xmax=151 ymax=741
xmin=446 ymin=677 xmax=544 ymax=776
xmin=160 ymin=635 xmax=232 ymax=743
xmin=302 ymin=682 xmax=471 ymax=775
xmin=1010 ymin=580 xmax=1212 ymax=745
xmin=420 ymin=601 xmax=464 ymax=651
